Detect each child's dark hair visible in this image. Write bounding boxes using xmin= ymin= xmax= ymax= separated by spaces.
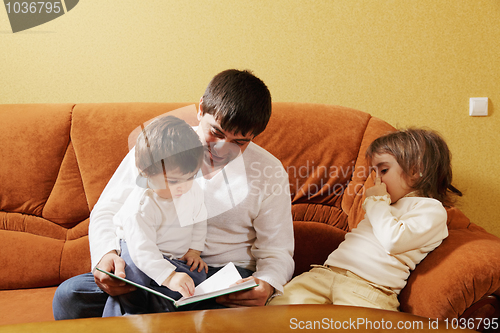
xmin=201 ymin=69 xmax=272 ymax=137
xmin=136 ymin=116 xmax=204 ymax=177
xmin=365 ymin=128 xmax=462 ymax=207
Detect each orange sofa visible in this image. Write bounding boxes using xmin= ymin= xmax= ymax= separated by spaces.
xmin=1 ymin=103 xmax=499 ymax=329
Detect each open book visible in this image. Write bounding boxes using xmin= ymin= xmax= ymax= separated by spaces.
xmin=96 ymin=262 xmax=258 ymax=307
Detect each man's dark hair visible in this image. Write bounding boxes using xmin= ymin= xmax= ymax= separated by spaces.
xmin=201 ymin=69 xmax=272 ymax=137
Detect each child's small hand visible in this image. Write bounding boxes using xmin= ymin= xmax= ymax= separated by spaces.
xmin=162 ymin=272 xmax=195 ymax=298
xmin=365 ymin=177 xmax=389 ymax=197
xmin=180 ymin=249 xmax=208 ymax=273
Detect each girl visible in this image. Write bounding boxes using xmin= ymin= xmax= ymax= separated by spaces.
xmin=269 ymin=128 xmax=462 ymax=311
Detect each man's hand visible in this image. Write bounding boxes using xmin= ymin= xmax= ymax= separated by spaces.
xmin=180 ymin=249 xmax=208 ymax=273
xmin=162 ymin=272 xmax=195 ymax=298
xmin=93 ymin=251 xmax=136 ymax=296
xmin=216 ymin=277 xmax=274 ymax=307
xmin=365 ymin=177 xmax=388 ymax=198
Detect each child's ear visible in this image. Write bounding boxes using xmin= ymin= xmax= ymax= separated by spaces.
xmin=405 ymin=168 xmax=420 ymax=187
xmin=409 ymin=165 xmax=422 ymax=179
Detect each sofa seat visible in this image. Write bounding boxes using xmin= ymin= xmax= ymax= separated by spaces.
xmin=0 ymin=287 xmax=57 ymax=325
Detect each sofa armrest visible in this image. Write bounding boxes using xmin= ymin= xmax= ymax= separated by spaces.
xmin=399 ymin=227 xmax=500 ymax=320
xmin=292 ymin=221 xmax=346 ymax=277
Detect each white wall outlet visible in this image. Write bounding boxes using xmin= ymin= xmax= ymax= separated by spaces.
xmin=469 ymin=97 xmax=488 ymax=116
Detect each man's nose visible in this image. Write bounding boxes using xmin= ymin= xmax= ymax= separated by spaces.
xmin=212 ymin=141 xmax=228 ymax=152
xmin=212 ymin=141 xmax=239 ymax=155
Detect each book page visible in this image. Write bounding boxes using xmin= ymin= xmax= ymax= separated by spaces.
xmin=191 ymin=262 xmax=242 ymax=295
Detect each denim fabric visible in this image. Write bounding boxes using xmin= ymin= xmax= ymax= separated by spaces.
xmin=53 ymin=272 xmax=108 ymax=320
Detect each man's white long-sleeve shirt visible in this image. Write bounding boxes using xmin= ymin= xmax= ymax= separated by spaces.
xmin=325 ymin=194 xmax=448 ymax=293
xmin=89 ymin=142 xmax=294 ymax=294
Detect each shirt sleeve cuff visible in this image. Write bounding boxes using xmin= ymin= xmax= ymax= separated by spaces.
xmin=362 ymin=194 xmax=391 ymax=211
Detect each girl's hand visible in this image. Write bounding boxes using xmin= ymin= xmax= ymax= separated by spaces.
xmin=162 ymin=272 xmax=195 ymax=298
xmin=365 ymin=177 xmax=389 ymax=197
xmin=180 ymin=249 xmax=209 ymax=273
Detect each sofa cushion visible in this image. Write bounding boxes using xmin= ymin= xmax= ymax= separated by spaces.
xmin=292 ymin=221 xmax=346 ymax=277
xmin=292 ymin=203 xmax=349 ymax=230
xmin=0 ymin=230 xmax=64 ymax=289
xmin=341 ymin=116 xmax=396 ymax=230
xmin=42 ymin=142 xmax=90 ymax=227
xmin=0 ymin=104 xmax=73 ymax=217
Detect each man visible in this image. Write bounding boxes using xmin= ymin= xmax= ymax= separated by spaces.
xmin=53 ymin=69 xmax=294 ymax=319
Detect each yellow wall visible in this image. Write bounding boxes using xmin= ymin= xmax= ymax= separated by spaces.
xmin=1 ymin=1 xmax=499 ymax=237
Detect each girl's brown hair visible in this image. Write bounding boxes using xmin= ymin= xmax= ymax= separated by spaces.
xmin=365 ymin=128 xmax=462 ymax=207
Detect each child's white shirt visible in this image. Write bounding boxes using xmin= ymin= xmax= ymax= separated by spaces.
xmin=112 ymin=182 xmax=207 ymax=286
xmin=325 ymin=194 xmax=448 ymax=293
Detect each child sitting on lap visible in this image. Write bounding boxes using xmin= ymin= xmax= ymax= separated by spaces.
xmin=270 ymin=128 xmax=462 ymax=311
xmin=102 ymin=115 xmax=207 ymax=317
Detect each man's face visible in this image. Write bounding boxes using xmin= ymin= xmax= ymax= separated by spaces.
xmin=196 ymin=108 xmax=254 ymax=168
